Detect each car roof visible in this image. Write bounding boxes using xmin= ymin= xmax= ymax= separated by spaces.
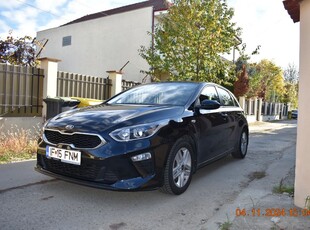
xmin=141 ymin=81 xmax=221 ymax=87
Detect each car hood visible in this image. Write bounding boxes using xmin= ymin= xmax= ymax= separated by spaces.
xmin=45 ymin=104 xmax=184 ymax=133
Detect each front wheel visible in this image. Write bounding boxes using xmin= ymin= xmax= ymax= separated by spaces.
xmin=160 ymin=137 xmax=194 ymax=195
xmin=232 ymin=128 xmax=248 ymax=159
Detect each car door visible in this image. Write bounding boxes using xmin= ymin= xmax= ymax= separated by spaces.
xmin=195 ymin=86 xmax=228 ymax=164
xmin=216 ymin=86 xmax=240 ymax=152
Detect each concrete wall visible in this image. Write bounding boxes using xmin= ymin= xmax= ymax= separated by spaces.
xmin=294 ymin=0 xmax=310 ymax=208
xmin=0 ymin=117 xmax=43 ymax=135
xmin=246 ymin=115 xmax=257 ymax=123
xmin=37 ymin=7 xmax=153 ymax=82
xmin=261 ymin=115 xmax=280 ymax=122
xmin=246 ymin=115 xmax=285 ymax=123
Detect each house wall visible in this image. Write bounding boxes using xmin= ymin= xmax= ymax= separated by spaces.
xmin=37 ymin=7 xmax=154 ymax=82
xmin=294 ymin=0 xmax=310 ymax=208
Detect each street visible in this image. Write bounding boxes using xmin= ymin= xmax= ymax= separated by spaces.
xmin=1 ymin=120 xmax=308 ymax=230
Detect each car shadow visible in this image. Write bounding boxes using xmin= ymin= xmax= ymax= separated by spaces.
xmin=40 ymin=154 xmax=239 ymax=203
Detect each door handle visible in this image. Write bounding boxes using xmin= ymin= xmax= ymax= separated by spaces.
xmin=221 ymin=112 xmax=228 ymax=117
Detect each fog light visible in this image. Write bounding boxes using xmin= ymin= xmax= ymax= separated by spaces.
xmin=131 ymin=152 xmax=152 ymax=162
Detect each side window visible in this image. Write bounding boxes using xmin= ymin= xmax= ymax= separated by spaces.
xmin=217 ymin=87 xmax=235 ymax=106
xmin=231 ymin=95 xmax=239 ymax=107
xmin=199 ymin=86 xmax=220 ymax=103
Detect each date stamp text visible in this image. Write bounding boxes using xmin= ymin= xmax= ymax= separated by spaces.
xmin=235 ymin=208 xmax=310 ymax=217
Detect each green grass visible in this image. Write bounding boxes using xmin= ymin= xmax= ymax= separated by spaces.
xmin=0 ymin=125 xmax=40 ymax=164
xmin=272 ymin=178 xmax=294 ymax=195
xmin=218 ymin=215 xmax=233 ymax=230
xmin=273 ymin=184 xmax=294 ymax=195
xmin=305 ymin=196 xmax=310 ymax=210
xmin=219 ymin=221 xmax=233 ymax=230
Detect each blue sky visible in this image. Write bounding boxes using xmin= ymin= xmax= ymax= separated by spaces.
xmin=0 ymin=0 xmax=299 ymax=69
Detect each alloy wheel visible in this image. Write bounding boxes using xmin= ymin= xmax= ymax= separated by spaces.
xmin=240 ymin=131 xmax=248 ymax=156
xmin=172 ymin=147 xmax=192 ymax=188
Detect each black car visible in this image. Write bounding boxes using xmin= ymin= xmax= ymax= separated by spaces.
xmin=36 ymin=82 xmax=248 ymax=195
xmin=291 ymin=109 xmax=298 ymax=119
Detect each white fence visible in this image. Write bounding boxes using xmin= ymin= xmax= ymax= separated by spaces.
xmin=239 ymin=97 xmax=290 ymax=123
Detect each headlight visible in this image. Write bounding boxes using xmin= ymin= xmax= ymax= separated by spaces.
xmin=109 ymin=120 xmax=168 ymax=142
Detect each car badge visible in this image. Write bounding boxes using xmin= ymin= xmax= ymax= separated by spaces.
xmin=65 ymin=125 xmax=74 ymax=130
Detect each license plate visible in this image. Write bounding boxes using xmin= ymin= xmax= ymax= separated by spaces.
xmin=46 ymin=146 xmax=81 ymax=165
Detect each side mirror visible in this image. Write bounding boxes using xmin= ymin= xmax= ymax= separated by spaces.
xmin=199 ymin=99 xmax=221 ymax=110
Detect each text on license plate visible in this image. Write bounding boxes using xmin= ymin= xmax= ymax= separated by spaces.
xmin=46 ymin=146 xmax=81 ymax=165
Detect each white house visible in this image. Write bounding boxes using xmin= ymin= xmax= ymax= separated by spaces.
xmin=283 ymin=0 xmax=310 ymax=208
xmin=36 ymin=0 xmax=169 ymax=82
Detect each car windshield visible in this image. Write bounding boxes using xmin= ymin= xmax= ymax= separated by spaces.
xmin=107 ymin=83 xmax=199 ymax=106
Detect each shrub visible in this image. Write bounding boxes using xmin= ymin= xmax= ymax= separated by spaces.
xmin=0 ymin=125 xmax=40 ymax=163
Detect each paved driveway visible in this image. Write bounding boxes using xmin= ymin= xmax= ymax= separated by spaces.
xmin=1 ymin=120 xmax=308 ymax=229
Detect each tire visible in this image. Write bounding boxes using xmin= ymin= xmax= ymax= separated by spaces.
xmin=232 ymin=128 xmax=248 ymax=159
xmin=160 ymin=137 xmax=194 ymax=195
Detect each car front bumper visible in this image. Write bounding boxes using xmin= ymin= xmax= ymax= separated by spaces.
xmin=35 ymin=137 xmax=171 ymax=191
xmin=35 ymin=164 xmax=156 ymax=191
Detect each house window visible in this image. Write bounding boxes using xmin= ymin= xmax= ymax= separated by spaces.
xmin=62 ymin=36 xmax=71 ymax=46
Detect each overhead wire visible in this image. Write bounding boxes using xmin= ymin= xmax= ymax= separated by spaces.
xmin=14 ymin=0 xmax=59 ymax=17
xmin=14 ymin=0 xmax=117 ymax=21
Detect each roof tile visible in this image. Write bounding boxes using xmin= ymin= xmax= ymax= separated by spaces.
xmin=283 ymin=0 xmax=301 ymax=23
xmin=62 ymin=0 xmax=169 ymax=26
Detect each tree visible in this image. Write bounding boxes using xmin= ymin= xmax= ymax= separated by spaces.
xmin=237 ymin=59 xmax=284 ymax=101
xmin=233 ymin=44 xmax=260 ymax=97
xmin=283 ymin=63 xmax=299 ymax=108
xmin=246 ymin=70 xmax=262 ymax=98
xmin=283 ymin=82 xmax=298 ymax=108
xmin=246 ymin=59 xmax=284 ymax=102
xmin=234 ymin=43 xmax=260 ymax=73
xmin=139 ymin=0 xmax=241 ymax=84
xmin=0 ymin=31 xmax=37 ymax=66
xmin=284 ymin=63 xmax=299 ymax=84
xmin=233 ymin=64 xmax=249 ymax=97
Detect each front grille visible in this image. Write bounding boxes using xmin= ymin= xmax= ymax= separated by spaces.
xmin=44 ymin=129 xmax=105 ymax=149
xmin=37 ymin=154 xmax=140 ymax=184
xmin=42 ymin=155 xmax=100 ymax=180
